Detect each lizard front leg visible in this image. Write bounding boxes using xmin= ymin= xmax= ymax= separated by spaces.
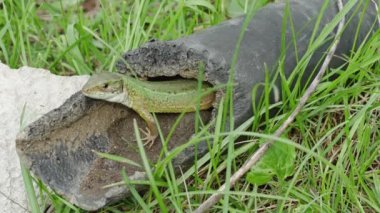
xmin=134 ymin=107 xmax=158 ymax=148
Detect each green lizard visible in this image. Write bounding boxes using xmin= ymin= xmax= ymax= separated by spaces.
xmin=81 ymin=72 xmax=215 ymax=147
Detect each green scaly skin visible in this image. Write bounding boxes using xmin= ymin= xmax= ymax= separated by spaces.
xmin=81 ymin=72 xmax=215 ymax=147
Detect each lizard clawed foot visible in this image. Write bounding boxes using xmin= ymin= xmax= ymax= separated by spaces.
xmin=138 ymin=127 xmax=158 ymax=148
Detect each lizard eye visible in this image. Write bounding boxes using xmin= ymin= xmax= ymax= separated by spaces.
xmin=103 ymin=83 xmax=109 ymax=89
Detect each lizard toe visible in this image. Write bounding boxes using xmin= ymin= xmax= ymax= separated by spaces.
xmin=139 ymin=127 xmax=157 ymax=148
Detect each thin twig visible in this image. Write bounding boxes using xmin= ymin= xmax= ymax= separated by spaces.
xmin=194 ymin=0 xmax=345 ymax=212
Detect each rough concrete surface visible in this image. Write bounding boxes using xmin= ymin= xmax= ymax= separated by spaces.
xmin=0 ymin=62 xmax=89 ymax=212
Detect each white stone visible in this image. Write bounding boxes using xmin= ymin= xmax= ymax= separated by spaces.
xmin=0 ymin=62 xmax=89 ymax=212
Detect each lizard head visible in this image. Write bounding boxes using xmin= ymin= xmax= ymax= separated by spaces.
xmin=82 ymin=72 xmax=128 ymax=105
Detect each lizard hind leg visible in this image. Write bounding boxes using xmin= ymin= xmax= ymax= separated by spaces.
xmin=133 ymin=106 xmax=159 ymax=148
